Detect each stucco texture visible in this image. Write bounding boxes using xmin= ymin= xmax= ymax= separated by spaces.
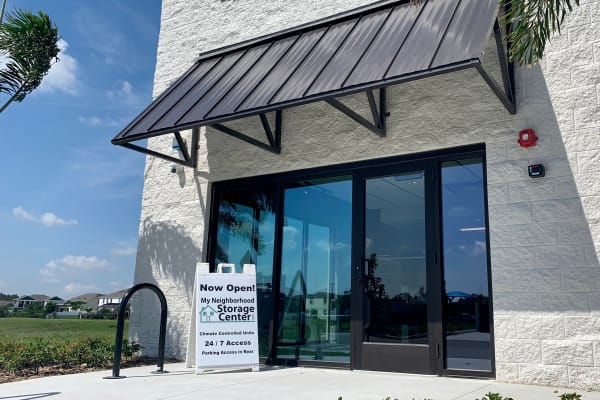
xmin=128 ymin=0 xmax=600 ymax=390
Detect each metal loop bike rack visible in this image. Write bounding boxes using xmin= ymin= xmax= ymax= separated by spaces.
xmin=104 ymin=283 xmax=168 ymax=379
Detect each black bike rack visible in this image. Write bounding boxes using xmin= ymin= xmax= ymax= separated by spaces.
xmin=104 ymin=283 xmax=168 ymax=379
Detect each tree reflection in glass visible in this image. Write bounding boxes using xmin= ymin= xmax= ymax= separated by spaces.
xmin=365 ymin=172 xmax=427 ymax=344
xmin=441 ymin=158 xmax=491 ymax=371
xmin=215 ymin=188 xmax=276 ymax=357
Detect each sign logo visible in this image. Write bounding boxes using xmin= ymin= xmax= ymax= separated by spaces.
xmin=195 ymin=263 xmax=259 ymax=373
xmin=199 ymin=305 xmax=217 ymax=323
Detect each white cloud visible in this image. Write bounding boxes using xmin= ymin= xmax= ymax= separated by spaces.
xmin=111 ymin=246 xmax=137 ymax=256
xmin=108 ymin=281 xmax=120 ymax=287
xmin=38 ymin=39 xmax=80 ymax=96
xmin=471 ymin=240 xmax=487 ymax=256
xmin=315 ymin=240 xmax=349 ymax=252
xmin=13 ymin=206 xmax=77 ymax=227
xmin=40 ymin=212 xmax=78 ymax=227
xmin=78 ymin=115 xmax=128 ymax=128
xmin=107 ymin=80 xmax=138 ymax=105
xmin=63 ymin=283 xmax=99 ymax=295
xmin=13 ymin=206 xmax=36 ymax=221
xmin=54 ymin=255 xmax=110 ymax=270
xmin=41 ymin=255 xmax=112 ymax=284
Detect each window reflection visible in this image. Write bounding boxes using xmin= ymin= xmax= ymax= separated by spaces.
xmin=441 ymin=158 xmax=491 ymax=371
xmin=364 ymin=172 xmax=427 ymax=344
xmin=215 ymin=188 xmax=275 ymax=357
xmin=277 ymin=177 xmax=352 ymax=362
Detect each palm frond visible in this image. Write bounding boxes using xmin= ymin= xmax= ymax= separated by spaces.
xmin=0 ymin=8 xmax=59 ymax=112
xmin=501 ymin=0 xmax=580 ymax=65
xmin=410 ymin=0 xmax=579 ymax=65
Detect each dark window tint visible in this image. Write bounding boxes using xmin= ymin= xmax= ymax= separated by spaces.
xmin=441 ymin=158 xmax=492 ymax=371
xmin=215 ymin=188 xmax=276 ymax=357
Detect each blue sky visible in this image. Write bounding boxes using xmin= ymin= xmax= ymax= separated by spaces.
xmin=0 ymin=0 xmax=161 ymax=298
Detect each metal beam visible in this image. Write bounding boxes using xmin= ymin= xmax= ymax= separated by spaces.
xmin=173 ymin=131 xmax=191 ymax=163
xmin=120 ymin=142 xmax=196 ymax=168
xmin=367 ymin=90 xmax=382 ymax=129
xmin=260 ymin=114 xmax=276 ymax=147
xmin=476 ymin=64 xmax=516 ymax=115
xmin=493 ymin=19 xmax=516 ymax=111
xmin=379 ymin=86 xmax=387 ymax=135
xmin=326 ymin=89 xmax=386 ymax=137
xmin=274 ymin=110 xmax=282 ymax=152
xmin=190 ymin=128 xmax=199 ymax=168
xmin=210 ymin=111 xmax=282 ymax=154
xmin=117 ymin=128 xmax=199 ymax=168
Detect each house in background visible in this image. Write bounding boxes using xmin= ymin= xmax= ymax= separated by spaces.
xmin=98 ymin=289 xmax=128 ymax=312
xmin=64 ymin=293 xmax=104 ymax=312
xmin=13 ymin=295 xmax=63 ymax=310
xmin=114 ymin=0 xmax=600 ymax=391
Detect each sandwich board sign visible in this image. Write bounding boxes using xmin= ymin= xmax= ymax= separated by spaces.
xmin=195 ymin=262 xmax=259 ymax=374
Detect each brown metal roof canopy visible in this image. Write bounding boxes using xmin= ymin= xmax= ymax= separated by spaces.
xmin=112 ymin=0 xmax=515 ymax=168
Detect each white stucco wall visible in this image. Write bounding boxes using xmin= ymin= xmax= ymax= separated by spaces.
xmin=129 ymin=0 xmax=600 ymax=390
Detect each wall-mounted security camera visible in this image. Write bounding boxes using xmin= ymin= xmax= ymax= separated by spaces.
xmin=170 ymin=164 xmax=178 ymax=174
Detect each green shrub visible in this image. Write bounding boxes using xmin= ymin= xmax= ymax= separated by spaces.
xmin=480 ymin=393 xmax=514 ymax=400
xmin=0 ymin=335 xmax=143 ymax=374
xmin=559 ymin=394 xmax=582 ymax=400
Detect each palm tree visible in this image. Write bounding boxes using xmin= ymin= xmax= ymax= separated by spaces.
xmin=409 ymin=0 xmax=579 ymax=66
xmin=0 ymin=9 xmax=59 ymax=114
xmin=501 ymin=0 xmax=580 ymax=65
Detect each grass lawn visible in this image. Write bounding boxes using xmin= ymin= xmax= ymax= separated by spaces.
xmin=0 ymin=318 xmax=127 ymax=340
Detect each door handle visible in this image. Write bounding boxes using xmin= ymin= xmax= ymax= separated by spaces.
xmin=354 ymin=257 xmax=367 ymax=283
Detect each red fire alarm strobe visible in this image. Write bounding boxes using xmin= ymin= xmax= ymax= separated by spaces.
xmin=518 ymin=129 xmax=538 ymax=147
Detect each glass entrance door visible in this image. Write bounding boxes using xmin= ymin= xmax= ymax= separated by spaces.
xmin=351 ymin=155 xmax=492 ymax=374
xmin=353 ymin=166 xmax=440 ymax=373
xmin=209 ymin=146 xmax=493 ymax=374
xmin=277 ymin=177 xmax=352 ymax=363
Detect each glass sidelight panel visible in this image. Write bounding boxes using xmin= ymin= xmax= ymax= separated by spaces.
xmin=214 ymin=188 xmax=276 ymax=357
xmin=277 ymin=177 xmax=352 ymax=362
xmin=441 ymin=158 xmax=492 ymax=371
xmin=364 ymin=172 xmax=427 ymax=344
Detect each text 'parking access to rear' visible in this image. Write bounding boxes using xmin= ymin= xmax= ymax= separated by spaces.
xmin=195 ymin=262 xmax=259 ymax=374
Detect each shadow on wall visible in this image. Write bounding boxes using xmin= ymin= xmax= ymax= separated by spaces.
xmin=206 ymin=55 xmax=600 ymax=317
xmin=137 ymin=219 xmax=201 ymax=302
xmin=192 ymin=21 xmax=599 ymax=386
xmin=488 ymin=62 xmax=600 ymax=318
xmin=130 ymin=218 xmax=202 ymax=359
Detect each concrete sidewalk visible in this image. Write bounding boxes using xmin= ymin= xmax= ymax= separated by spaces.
xmin=1 ymin=363 xmax=599 ymax=400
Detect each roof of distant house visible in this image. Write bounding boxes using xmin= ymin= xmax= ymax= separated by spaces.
xmin=30 ymin=294 xmax=50 ymax=301
xmin=68 ymin=293 xmax=104 ymax=302
xmin=67 ymin=293 xmax=104 ymax=310
xmin=16 ymin=294 xmax=63 ymax=302
xmin=99 ymin=289 xmax=128 ymax=299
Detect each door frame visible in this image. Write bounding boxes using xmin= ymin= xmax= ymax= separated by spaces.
xmin=350 ymin=159 xmax=442 ymax=374
xmin=206 ymin=143 xmax=494 ymax=376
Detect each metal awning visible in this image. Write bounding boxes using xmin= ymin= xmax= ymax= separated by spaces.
xmin=112 ymin=0 xmax=515 ymax=168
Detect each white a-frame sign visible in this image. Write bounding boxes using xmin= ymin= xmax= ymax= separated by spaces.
xmin=190 ymin=262 xmax=259 ymax=374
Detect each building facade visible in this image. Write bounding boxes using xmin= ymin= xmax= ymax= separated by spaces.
xmin=123 ymin=0 xmax=600 ymax=390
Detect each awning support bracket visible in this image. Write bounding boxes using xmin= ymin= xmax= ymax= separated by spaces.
xmin=118 ymin=128 xmax=199 ymax=168
xmin=476 ymin=19 xmax=516 ymax=115
xmin=210 ymin=110 xmax=282 ymax=154
xmin=326 ymin=88 xmax=387 ymax=137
